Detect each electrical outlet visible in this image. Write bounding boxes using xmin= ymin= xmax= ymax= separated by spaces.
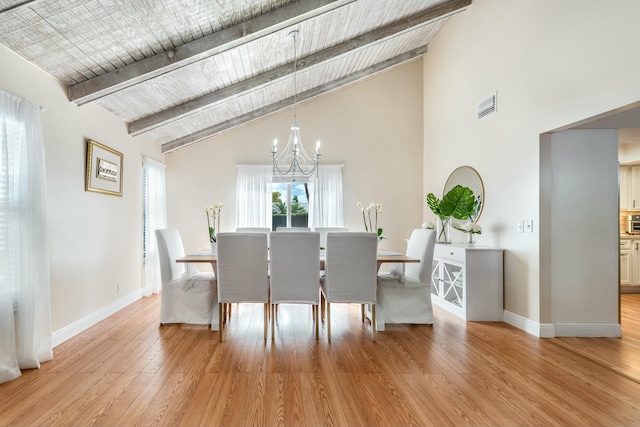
xmin=117 ymin=283 xmax=121 ymax=293
xmin=525 ymin=220 xmax=533 ymax=233
xmin=517 ymin=220 xmax=524 ymax=233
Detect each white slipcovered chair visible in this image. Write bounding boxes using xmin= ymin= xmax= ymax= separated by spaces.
xmin=314 ymin=227 xmax=349 ymax=248
xmin=269 ymin=232 xmax=321 ymax=340
xmin=235 ymin=227 xmax=271 ymax=247
xmin=216 ymin=232 xmax=269 ymax=342
xmin=320 ymin=232 xmax=378 ymax=341
xmin=155 ymin=229 xmax=216 ymax=325
xmin=276 ymin=227 xmax=311 ymax=231
xmin=376 ymin=228 xmax=436 ymax=330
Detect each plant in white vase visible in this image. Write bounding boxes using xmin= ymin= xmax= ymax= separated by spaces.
xmin=357 ymin=201 xmax=385 ymax=241
xmin=205 ymin=203 xmax=224 ymax=249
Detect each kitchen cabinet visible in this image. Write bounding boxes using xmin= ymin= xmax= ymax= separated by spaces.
xmin=430 ymin=243 xmax=504 ymax=321
xmin=619 ymin=165 xmax=640 ymax=210
xmin=620 ymin=239 xmax=632 ymax=286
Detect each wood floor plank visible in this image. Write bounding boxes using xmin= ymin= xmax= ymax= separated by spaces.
xmin=1 ymin=295 xmax=640 ymax=426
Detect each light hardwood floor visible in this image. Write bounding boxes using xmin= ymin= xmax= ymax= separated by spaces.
xmin=1 ymin=295 xmax=639 ymax=427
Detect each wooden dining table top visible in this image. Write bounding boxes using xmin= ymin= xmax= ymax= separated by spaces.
xmin=176 ymin=251 xmax=420 ymax=265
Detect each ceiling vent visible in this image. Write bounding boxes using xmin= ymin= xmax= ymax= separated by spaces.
xmin=477 ymin=92 xmax=497 ymax=119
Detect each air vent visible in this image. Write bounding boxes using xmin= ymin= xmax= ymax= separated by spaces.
xmin=477 ymin=92 xmax=497 ymax=119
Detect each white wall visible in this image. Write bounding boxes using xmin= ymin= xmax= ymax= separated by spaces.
xmin=423 ymin=0 xmax=640 ymax=330
xmin=541 ymin=130 xmax=619 ymax=336
xmin=165 ymin=60 xmax=425 ymax=257
xmin=0 ymin=45 xmax=162 ymax=335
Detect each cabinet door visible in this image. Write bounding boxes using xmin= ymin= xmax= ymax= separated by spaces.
xmin=630 ymin=167 xmax=640 ymax=210
xmin=441 ymin=260 xmax=464 ymax=308
xmin=620 ymin=250 xmax=631 ymax=285
xmin=633 ymin=240 xmax=640 ymax=286
xmin=620 ymin=166 xmax=630 ymax=210
xmin=431 ymin=260 xmax=442 ymax=299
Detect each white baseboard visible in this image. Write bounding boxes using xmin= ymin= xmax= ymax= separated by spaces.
xmin=553 ymin=323 xmax=621 ymax=337
xmin=503 ymin=310 xmax=621 ymax=338
xmin=52 ymin=290 xmax=143 ymax=347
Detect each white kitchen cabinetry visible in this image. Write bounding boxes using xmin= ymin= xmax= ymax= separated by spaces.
xmin=430 ymin=244 xmax=504 ymax=321
xmin=620 ymin=166 xmax=630 ymax=209
xmin=620 ymin=165 xmax=640 ymax=210
xmin=620 ymin=239 xmax=632 ymax=286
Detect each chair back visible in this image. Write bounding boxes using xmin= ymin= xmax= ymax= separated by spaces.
xmin=216 ymin=232 xmax=269 ymax=303
xmin=404 ymin=229 xmax=436 ymax=283
xmin=276 ymin=227 xmax=311 ymax=231
xmin=270 ymin=232 xmax=320 ymax=304
xmin=155 ymin=229 xmax=187 ymax=283
xmin=324 ymin=232 xmax=378 ymax=303
xmin=315 ymin=227 xmax=349 ymax=248
xmin=235 ymin=227 xmax=271 ymax=246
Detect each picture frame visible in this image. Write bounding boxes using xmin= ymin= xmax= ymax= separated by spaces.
xmin=85 ymin=139 xmax=123 ymax=197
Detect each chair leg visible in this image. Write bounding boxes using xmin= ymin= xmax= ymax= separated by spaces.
xmin=371 ymin=304 xmax=377 ymax=342
xmin=219 ymin=303 xmax=224 ymax=343
xmin=271 ymin=303 xmax=275 ymax=341
xmin=263 ymin=302 xmax=268 ymax=341
xmin=361 ymin=304 xmax=365 ymax=322
xmin=320 ymin=292 xmax=326 ymax=322
xmin=314 ymin=304 xmax=319 ymax=340
xmin=327 ymin=302 xmax=331 ymax=342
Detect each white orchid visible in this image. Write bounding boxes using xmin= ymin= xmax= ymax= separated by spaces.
xmin=422 ymin=221 xmax=435 ymax=230
xmin=205 ymin=203 xmax=224 ymax=242
xmin=357 ymin=201 xmax=385 ymax=240
xmin=456 ymin=222 xmax=482 ymax=234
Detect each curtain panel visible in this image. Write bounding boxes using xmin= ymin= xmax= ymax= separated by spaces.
xmin=142 ymin=157 xmax=167 ymax=296
xmin=235 ymin=165 xmax=272 ymax=228
xmin=309 ymin=165 xmax=344 ymax=228
xmin=0 ymin=90 xmax=52 ymax=384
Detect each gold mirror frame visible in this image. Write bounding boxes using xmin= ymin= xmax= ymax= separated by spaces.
xmin=443 ymin=165 xmax=484 ymax=223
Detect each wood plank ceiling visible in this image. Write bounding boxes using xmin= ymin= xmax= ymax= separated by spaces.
xmin=0 ymin=0 xmax=471 ymax=153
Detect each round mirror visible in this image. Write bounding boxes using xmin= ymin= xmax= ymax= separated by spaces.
xmin=443 ymin=166 xmax=484 ymax=222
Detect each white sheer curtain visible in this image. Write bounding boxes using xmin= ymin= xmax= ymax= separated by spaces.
xmin=142 ymin=157 xmax=167 ymax=296
xmin=309 ymin=165 xmax=344 ymax=228
xmin=235 ymin=165 xmax=272 ymax=228
xmin=0 ymin=90 xmax=52 ymax=384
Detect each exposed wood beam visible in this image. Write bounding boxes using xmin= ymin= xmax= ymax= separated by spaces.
xmin=68 ymin=0 xmax=356 ymax=105
xmin=0 ymin=0 xmax=41 ymax=14
xmin=161 ymin=45 xmax=429 ymax=154
xmin=131 ymin=0 xmax=471 ymax=136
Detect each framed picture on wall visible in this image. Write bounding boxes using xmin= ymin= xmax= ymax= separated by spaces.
xmin=85 ymin=139 xmax=123 ymax=196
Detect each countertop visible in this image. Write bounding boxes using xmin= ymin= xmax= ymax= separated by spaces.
xmin=621 ymin=233 xmax=640 ymax=239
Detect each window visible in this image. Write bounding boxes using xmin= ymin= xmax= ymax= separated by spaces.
xmin=236 ymin=165 xmax=343 ymax=229
xmin=272 ymin=182 xmax=309 ymax=230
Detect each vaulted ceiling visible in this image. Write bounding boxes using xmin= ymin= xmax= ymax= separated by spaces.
xmin=0 ymin=0 xmax=471 ymax=153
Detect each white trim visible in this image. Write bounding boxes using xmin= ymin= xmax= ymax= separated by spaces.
xmin=554 ymin=323 xmax=621 ymax=337
xmin=52 ymin=290 xmax=143 ymax=347
xmin=503 ymin=310 xmax=621 ymax=338
xmin=503 ymin=310 xmax=552 ymax=337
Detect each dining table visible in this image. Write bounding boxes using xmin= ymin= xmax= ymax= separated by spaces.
xmin=176 ymin=250 xmax=420 ymax=331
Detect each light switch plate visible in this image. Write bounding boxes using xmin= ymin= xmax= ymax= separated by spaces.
xmin=525 ymin=220 xmax=533 ymax=233
xmin=517 ymin=220 xmax=524 ymax=233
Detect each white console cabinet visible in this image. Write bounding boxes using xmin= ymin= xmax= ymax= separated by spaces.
xmin=431 ymin=243 xmax=504 ymax=321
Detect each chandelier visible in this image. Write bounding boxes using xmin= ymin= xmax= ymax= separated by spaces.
xmin=271 ymin=30 xmax=320 ymax=182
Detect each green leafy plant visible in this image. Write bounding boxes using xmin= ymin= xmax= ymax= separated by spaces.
xmin=426 ymin=185 xmax=476 ymax=221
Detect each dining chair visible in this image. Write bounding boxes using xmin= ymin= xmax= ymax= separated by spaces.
xmin=216 ymin=232 xmax=269 ymax=342
xmin=269 ymin=231 xmax=321 ymax=340
xmin=320 ymin=232 xmax=378 ymax=341
xmin=377 ymin=228 xmax=436 ymax=327
xmin=276 ymin=227 xmax=311 ymax=231
xmin=314 ymin=227 xmax=349 ymax=248
xmin=155 ymin=229 xmax=216 ymax=325
xmin=235 ymin=227 xmax=271 ymax=247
